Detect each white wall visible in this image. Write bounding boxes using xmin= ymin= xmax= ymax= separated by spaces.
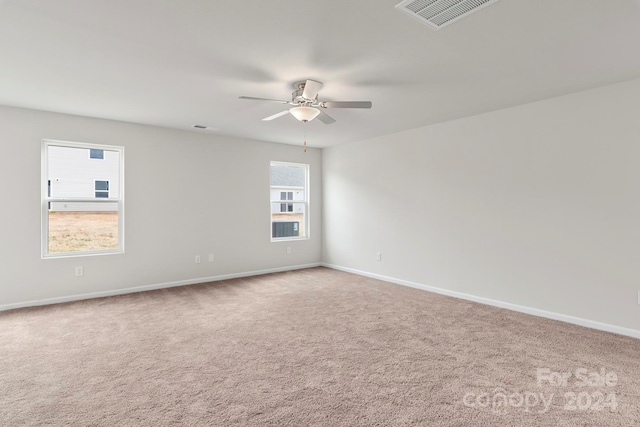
xmin=323 ymin=78 xmax=640 ymax=333
xmin=0 ymin=105 xmax=321 ymax=308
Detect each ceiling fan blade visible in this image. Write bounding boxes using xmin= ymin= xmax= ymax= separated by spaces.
xmin=316 ymin=109 xmax=336 ymax=125
xmin=321 ymin=101 xmax=372 ymax=109
xmin=262 ymin=110 xmax=290 ymax=121
xmin=302 ymin=80 xmax=323 ymax=100
xmin=239 ymin=96 xmax=290 ymax=104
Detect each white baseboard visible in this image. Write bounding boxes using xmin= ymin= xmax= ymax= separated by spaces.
xmin=0 ymin=263 xmax=321 ymax=312
xmin=323 ymin=263 xmax=640 ymax=340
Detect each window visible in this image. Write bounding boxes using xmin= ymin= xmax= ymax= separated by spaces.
xmin=270 ymin=162 xmax=308 ymax=240
xmin=89 ymin=149 xmax=104 ymax=159
xmin=95 ymin=180 xmax=109 ymax=198
xmin=279 ymin=191 xmax=294 ymax=212
xmin=42 ymin=140 xmax=124 ymax=257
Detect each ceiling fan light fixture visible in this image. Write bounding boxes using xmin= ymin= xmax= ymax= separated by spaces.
xmin=290 ymin=106 xmax=320 ymax=123
xmin=240 ymin=79 xmax=370 ymax=125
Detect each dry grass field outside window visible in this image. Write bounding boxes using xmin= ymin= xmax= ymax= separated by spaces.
xmin=48 ymin=212 xmax=118 ymax=253
xmin=48 ymin=211 xmax=301 ymax=253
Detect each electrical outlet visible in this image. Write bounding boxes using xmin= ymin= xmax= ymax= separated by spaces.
xmin=208 ymin=254 xmax=215 ymax=263
xmin=286 ymin=247 xmax=292 ymax=254
xmin=376 ymin=252 xmax=382 ymax=261
xmin=75 ymin=266 xmax=83 ymax=277
xmin=195 ymin=255 xmax=201 ymax=264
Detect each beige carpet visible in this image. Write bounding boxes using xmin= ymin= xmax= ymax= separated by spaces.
xmin=1 ymin=267 xmax=639 ymax=426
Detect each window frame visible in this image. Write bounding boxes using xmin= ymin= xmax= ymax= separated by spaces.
xmin=270 ymin=161 xmax=309 ymax=242
xmin=41 ymin=139 xmax=125 ymax=258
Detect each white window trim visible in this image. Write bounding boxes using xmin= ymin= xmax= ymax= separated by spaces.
xmin=270 ymin=161 xmax=309 ymax=242
xmin=41 ymin=139 xmax=125 ymax=258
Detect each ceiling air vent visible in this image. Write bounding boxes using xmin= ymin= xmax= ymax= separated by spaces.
xmin=395 ymin=0 xmax=500 ymax=30
xmin=192 ymin=124 xmax=219 ymax=131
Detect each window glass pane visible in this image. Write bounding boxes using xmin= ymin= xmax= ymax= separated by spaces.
xmin=270 ymin=162 xmax=307 ymax=240
xmin=89 ymin=149 xmax=104 ymax=159
xmin=44 ymin=142 xmax=123 ymax=257
xmin=48 ymin=146 xmax=120 ymax=199
xmin=47 ymin=202 xmax=119 ymax=253
xmin=95 ymin=180 xmax=109 ymax=191
xmin=270 ymin=164 xmax=305 ymax=187
xmin=271 ymin=202 xmax=306 ymax=238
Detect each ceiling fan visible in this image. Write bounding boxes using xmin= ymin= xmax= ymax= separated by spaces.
xmin=239 ymin=79 xmax=372 ymax=124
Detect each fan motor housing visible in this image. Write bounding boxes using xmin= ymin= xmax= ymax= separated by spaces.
xmin=292 ymin=81 xmax=316 ymax=105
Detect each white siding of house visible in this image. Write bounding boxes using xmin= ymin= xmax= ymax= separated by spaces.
xmin=49 ymin=201 xmax=118 ymax=212
xmin=47 ymin=145 xmax=120 ymax=211
xmin=270 ymin=187 xmax=305 ymax=214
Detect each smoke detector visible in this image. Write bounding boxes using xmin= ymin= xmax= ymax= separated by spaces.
xmin=395 ymin=0 xmax=500 ymax=30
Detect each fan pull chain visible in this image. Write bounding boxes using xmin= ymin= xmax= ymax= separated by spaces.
xmin=303 ymin=133 xmax=307 ymax=153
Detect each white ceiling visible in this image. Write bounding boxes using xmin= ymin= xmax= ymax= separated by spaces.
xmin=1 ymin=0 xmax=640 ymax=148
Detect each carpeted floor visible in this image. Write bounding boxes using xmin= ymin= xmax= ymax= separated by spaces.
xmin=1 ymin=267 xmax=639 ymax=426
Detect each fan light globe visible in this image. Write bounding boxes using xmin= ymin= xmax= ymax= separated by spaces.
xmin=290 ymin=106 xmax=320 ymax=123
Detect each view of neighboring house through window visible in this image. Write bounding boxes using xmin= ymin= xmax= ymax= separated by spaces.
xmin=270 ymin=161 xmax=308 ymax=240
xmin=42 ymin=140 xmax=124 ymax=257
